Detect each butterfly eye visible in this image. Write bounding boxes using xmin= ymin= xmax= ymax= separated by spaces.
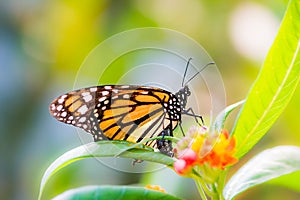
xmin=182 ymin=86 xmax=191 ymax=96
xmin=186 ymin=88 xmax=191 ymax=96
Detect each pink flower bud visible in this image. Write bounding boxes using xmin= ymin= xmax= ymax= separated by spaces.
xmin=181 ymin=149 xmax=197 ymax=164
xmin=174 ymin=159 xmax=187 ymax=175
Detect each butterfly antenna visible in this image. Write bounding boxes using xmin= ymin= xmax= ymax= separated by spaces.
xmin=182 ymin=58 xmax=193 ymax=87
xmin=184 ymin=62 xmax=215 ymax=86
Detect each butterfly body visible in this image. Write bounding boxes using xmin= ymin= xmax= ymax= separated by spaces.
xmin=49 ymin=59 xmax=212 ymax=156
xmin=50 ymin=85 xmax=191 ymax=156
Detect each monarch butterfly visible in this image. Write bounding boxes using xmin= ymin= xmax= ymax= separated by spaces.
xmin=49 ymin=59 xmax=213 ymax=156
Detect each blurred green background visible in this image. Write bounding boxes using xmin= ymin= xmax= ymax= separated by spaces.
xmin=1 ymin=0 xmax=299 ymax=199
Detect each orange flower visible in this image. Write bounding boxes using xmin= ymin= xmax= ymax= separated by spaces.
xmin=201 ymin=130 xmax=238 ymax=169
xmin=145 ymin=185 xmax=166 ymax=193
xmin=173 ymin=126 xmax=238 ymax=175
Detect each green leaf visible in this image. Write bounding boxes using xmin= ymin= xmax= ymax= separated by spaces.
xmin=38 ymin=141 xmax=174 ymax=200
xmin=223 ymin=146 xmax=300 ymax=200
xmin=52 ymin=185 xmax=181 ymax=200
xmin=267 ymin=170 xmax=300 ymax=192
xmin=212 ymin=100 xmax=244 ymax=133
xmin=232 ymin=0 xmax=300 ymax=158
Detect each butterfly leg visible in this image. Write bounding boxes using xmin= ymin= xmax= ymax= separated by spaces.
xmin=179 ymin=122 xmax=185 ymax=136
xmin=182 ymin=107 xmax=204 ymax=126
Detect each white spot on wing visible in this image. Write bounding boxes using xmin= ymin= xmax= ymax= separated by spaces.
xmin=79 ymin=117 xmax=86 ymax=123
xmin=83 ymin=94 xmax=92 ymax=102
xmin=101 ymin=91 xmax=109 ymax=96
xmin=57 ymin=95 xmax=67 ymax=104
xmin=56 ymin=105 xmax=63 ymax=111
xmin=61 ymin=111 xmax=67 ymax=117
xmin=82 ymin=92 xmax=90 ymax=96
xmin=104 ymin=86 xmax=112 ymax=89
xmin=58 ymin=98 xmax=64 ymax=104
xmin=90 ymin=87 xmax=97 ymax=92
xmin=78 ymin=105 xmax=88 ymax=114
xmin=123 ymin=94 xmax=130 ymax=99
xmin=98 ymin=97 xmax=106 ymax=102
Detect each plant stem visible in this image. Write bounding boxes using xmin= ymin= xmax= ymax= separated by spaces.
xmin=195 ymin=179 xmax=208 ymax=200
xmin=216 ymin=171 xmax=227 ymax=200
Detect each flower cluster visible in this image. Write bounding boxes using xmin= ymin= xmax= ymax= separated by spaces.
xmin=173 ymin=126 xmax=238 ymax=176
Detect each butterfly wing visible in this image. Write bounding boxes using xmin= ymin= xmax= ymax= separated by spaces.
xmin=49 ymin=85 xmax=178 ymax=149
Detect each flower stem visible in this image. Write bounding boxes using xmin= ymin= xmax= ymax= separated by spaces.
xmin=191 ymin=169 xmax=213 ymax=196
xmin=216 ymin=170 xmax=227 ymax=200
xmin=195 ymin=179 xmax=208 ymax=200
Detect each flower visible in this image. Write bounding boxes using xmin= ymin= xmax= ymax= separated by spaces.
xmin=145 ymin=185 xmax=166 ymax=193
xmin=173 ymin=149 xmax=197 ymax=175
xmin=173 ymin=126 xmax=238 ymax=176
xmin=202 ymin=130 xmax=238 ymax=169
